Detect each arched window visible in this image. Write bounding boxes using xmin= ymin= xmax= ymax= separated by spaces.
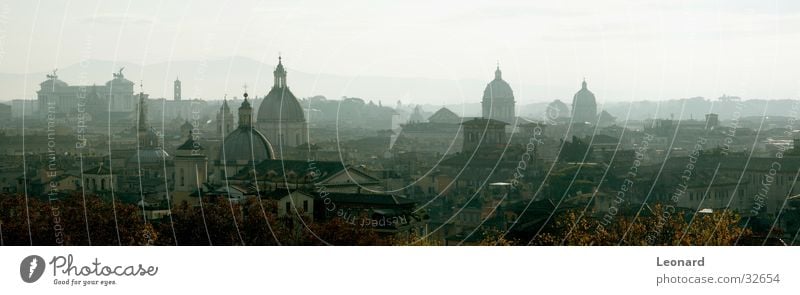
xmin=101 ymin=178 xmax=106 ymax=190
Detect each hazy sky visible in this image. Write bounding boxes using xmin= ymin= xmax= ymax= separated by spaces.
xmin=2 ymin=0 xmax=800 ymax=102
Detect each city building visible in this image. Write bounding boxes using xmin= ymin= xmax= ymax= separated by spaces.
xmin=256 ymin=56 xmax=308 ymax=150
xmin=481 ymin=64 xmax=515 ymax=125
xmin=571 ymin=79 xmax=597 ymax=124
xmin=216 ymin=93 xmax=275 ymax=182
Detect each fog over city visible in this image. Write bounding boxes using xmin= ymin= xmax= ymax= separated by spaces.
xmin=2 ymin=0 xmax=800 ymax=104
xmin=3 ymin=0 xmax=800 ymax=248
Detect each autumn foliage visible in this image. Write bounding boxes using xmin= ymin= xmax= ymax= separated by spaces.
xmin=0 ymin=193 xmax=392 ymax=246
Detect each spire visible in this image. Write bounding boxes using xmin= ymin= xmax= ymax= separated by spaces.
xmin=273 ymin=55 xmax=287 ymax=88
xmin=137 ymin=81 xmax=147 ymax=132
xmin=494 ymin=62 xmax=502 ymax=80
xmin=581 ymin=78 xmax=587 ymax=90
xmin=221 ymin=97 xmax=229 ymax=110
xmin=238 ymin=90 xmax=252 ymax=128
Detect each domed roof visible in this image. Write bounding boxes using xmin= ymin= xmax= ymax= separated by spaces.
xmin=573 ymin=81 xmax=596 ymax=102
xmin=546 ymin=99 xmax=570 ymax=119
xmin=177 ymin=131 xmax=202 ymax=151
xmin=256 ymin=57 xmax=305 ymax=123
xmin=482 ymin=67 xmax=514 ymax=102
xmin=257 ymin=87 xmax=305 ymax=123
xmin=219 ymin=127 xmax=274 ymax=163
xmin=572 ymin=80 xmax=598 ymax=123
xmin=127 ymin=148 xmax=170 ymax=165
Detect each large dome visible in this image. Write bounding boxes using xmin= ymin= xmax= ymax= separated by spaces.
xmin=571 ymin=80 xmax=597 ymax=123
xmin=546 ymin=99 xmax=570 ymax=120
xmin=482 ymin=78 xmax=514 ymax=102
xmin=219 ymin=127 xmax=274 ymax=163
xmin=481 ymin=66 xmax=516 ymax=124
xmin=256 ymin=86 xmax=305 ymax=123
xmin=127 ymin=148 xmax=170 ymax=165
xmin=256 ymin=56 xmax=305 ymax=123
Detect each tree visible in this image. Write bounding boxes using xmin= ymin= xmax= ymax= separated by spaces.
xmin=0 ymin=193 xmax=155 ymax=246
xmin=532 ymin=204 xmax=751 ymax=246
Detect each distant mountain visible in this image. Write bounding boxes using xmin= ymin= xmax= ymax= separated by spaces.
xmin=4 ymin=57 xmax=792 ymax=121
xmin=0 ymin=56 xmax=501 ymax=104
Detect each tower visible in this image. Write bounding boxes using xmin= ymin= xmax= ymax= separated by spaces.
xmin=274 ymin=56 xmax=287 ymax=88
xmin=174 ymin=77 xmax=182 ymax=101
xmin=239 ymin=93 xmax=253 ymax=128
xmin=135 ymin=89 xmax=156 ymax=147
xmin=705 ymin=113 xmax=719 ymax=130
xmin=481 ymin=63 xmax=516 ymax=124
xmin=217 ymin=98 xmax=234 ymax=137
xmin=173 ymin=131 xmax=207 ymax=194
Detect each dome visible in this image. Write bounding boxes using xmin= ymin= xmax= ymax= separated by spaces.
xmin=546 ymin=99 xmax=570 ymax=120
xmin=219 ymin=127 xmax=274 ymax=163
xmin=571 ymin=80 xmax=597 ymax=123
xmin=481 ymin=65 xmax=516 ymax=124
xmin=127 ymin=148 xmax=170 ymax=165
xmin=482 ymin=78 xmax=514 ymax=102
xmin=256 ymin=56 xmax=305 ymax=123
xmin=257 ymin=86 xmax=305 ymax=123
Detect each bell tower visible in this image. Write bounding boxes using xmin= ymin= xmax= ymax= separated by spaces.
xmin=174 ymin=77 xmax=182 ymax=101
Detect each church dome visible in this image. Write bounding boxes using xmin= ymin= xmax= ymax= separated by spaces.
xmin=221 ymin=96 xmax=274 ymax=163
xmin=546 ymin=99 xmax=570 ymax=120
xmin=128 ymin=148 xmax=170 ymax=165
xmin=256 ymin=56 xmax=305 ymax=123
xmin=481 ymin=64 xmax=516 ymax=124
xmin=219 ymin=127 xmax=274 ymax=163
xmin=257 ymin=87 xmax=305 ymax=123
xmin=571 ymin=80 xmax=597 ymax=123
xmin=482 ymin=71 xmax=514 ymax=102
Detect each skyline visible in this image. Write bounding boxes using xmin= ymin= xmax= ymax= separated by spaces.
xmin=1 ymin=0 xmax=800 ymax=103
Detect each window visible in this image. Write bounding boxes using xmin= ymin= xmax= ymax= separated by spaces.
xmin=303 ymin=200 xmax=309 ymax=213
xmin=101 ymin=179 xmax=106 ymax=190
xmin=285 ymin=202 xmax=291 ymax=214
xmin=179 ymin=168 xmax=185 ymax=186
